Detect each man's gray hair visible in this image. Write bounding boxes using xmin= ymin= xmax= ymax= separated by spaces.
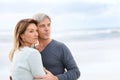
xmin=32 ymin=13 xmax=51 ymax=23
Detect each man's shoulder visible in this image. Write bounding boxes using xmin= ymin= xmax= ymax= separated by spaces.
xmin=51 ymin=39 xmax=69 ymax=50
xmin=52 ymin=39 xmax=65 ymax=46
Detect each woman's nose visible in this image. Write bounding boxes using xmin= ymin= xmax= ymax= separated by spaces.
xmin=35 ymin=31 xmax=38 ymax=36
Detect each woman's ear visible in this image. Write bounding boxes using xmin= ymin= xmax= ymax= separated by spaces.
xmin=20 ymin=34 xmax=24 ymax=40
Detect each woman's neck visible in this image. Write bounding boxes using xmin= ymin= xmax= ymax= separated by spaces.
xmin=21 ymin=43 xmax=32 ymax=48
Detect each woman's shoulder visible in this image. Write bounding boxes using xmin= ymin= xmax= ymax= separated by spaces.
xmin=21 ymin=47 xmax=40 ymax=55
xmin=25 ymin=47 xmax=41 ymax=61
xmin=24 ymin=46 xmax=36 ymax=51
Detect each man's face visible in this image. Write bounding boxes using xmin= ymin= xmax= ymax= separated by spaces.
xmin=37 ymin=18 xmax=51 ymax=40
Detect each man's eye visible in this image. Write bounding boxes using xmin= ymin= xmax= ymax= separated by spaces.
xmin=39 ymin=25 xmax=44 ymax=28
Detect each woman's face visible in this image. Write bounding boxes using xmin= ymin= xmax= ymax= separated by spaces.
xmin=21 ymin=23 xmax=38 ymax=47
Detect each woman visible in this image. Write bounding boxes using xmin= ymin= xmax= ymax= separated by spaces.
xmin=9 ymin=18 xmax=45 ymax=80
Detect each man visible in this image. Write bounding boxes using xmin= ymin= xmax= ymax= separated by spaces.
xmin=33 ymin=13 xmax=80 ymax=80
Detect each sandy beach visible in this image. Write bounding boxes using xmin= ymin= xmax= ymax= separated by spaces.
xmin=65 ymin=37 xmax=120 ymax=80
xmin=1 ymin=37 xmax=120 ymax=80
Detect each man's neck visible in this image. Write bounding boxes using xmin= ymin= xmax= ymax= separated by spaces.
xmin=36 ymin=38 xmax=52 ymax=52
xmin=39 ymin=38 xmax=52 ymax=46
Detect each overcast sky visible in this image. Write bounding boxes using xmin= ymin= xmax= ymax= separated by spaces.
xmin=0 ymin=0 xmax=120 ymax=32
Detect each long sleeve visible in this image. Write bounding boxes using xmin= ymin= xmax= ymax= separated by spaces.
xmin=28 ymin=50 xmax=45 ymax=76
xmin=56 ymin=44 xmax=80 ymax=80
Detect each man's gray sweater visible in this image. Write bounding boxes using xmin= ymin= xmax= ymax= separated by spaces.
xmin=40 ymin=39 xmax=80 ymax=80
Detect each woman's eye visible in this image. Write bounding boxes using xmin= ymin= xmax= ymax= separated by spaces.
xmin=30 ymin=30 xmax=33 ymax=33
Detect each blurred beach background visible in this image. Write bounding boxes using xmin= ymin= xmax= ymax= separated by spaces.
xmin=0 ymin=0 xmax=120 ymax=80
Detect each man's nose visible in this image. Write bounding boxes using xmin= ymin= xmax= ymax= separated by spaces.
xmin=45 ymin=26 xmax=49 ymax=31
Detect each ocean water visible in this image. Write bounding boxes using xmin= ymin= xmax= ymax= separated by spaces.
xmin=52 ymin=28 xmax=120 ymax=41
xmin=1 ymin=28 xmax=120 ymax=80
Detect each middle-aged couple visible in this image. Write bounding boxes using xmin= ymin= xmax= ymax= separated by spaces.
xmin=9 ymin=13 xmax=80 ymax=80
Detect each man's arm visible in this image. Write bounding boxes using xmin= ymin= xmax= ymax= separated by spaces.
xmin=56 ymin=44 xmax=80 ymax=80
xmin=34 ymin=68 xmax=58 ymax=80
